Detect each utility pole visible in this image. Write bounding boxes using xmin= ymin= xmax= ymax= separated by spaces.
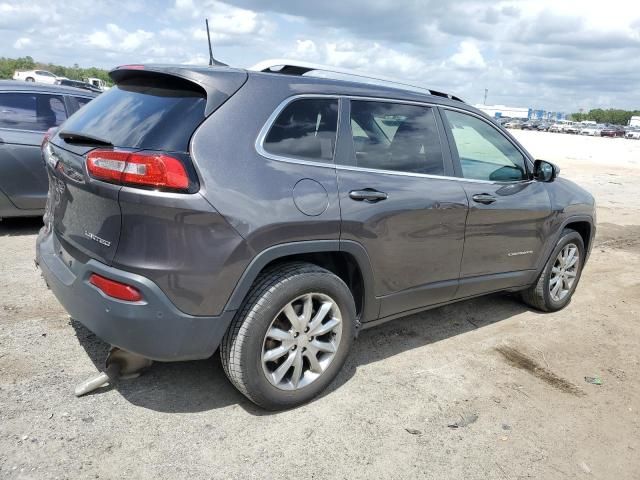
xmin=483 ymin=88 xmax=488 ymax=105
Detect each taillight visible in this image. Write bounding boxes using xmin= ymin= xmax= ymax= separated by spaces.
xmin=89 ymin=273 xmax=142 ymax=302
xmin=86 ymin=150 xmax=189 ymax=190
xmin=41 ymin=127 xmax=57 ymax=149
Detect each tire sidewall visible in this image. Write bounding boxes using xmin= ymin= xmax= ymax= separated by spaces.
xmin=241 ymin=271 xmax=356 ymax=409
xmin=541 ymin=231 xmax=585 ymax=310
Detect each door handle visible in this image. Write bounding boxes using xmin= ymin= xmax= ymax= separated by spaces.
xmin=472 ymin=193 xmax=496 ymax=204
xmin=349 ymin=189 xmax=388 ymax=202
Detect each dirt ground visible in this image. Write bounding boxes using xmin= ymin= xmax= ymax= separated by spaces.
xmin=1 ymin=131 xmax=639 ymax=479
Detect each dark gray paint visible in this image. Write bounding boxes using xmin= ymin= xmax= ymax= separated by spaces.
xmin=36 ymin=66 xmax=596 ymax=361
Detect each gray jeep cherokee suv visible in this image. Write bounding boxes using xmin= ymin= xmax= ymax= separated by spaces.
xmin=36 ymin=61 xmax=595 ymax=409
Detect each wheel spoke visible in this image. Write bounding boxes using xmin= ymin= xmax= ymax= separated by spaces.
xmin=566 ymin=255 xmax=578 ymax=268
xmin=304 ymin=349 xmax=323 ymax=373
xmin=283 ymin=303 xmax=303 ymax=331
xmin=551 ymin=280 xmax=562 ymax=297
xmin=266 ymin=327 xmax=294 ymax=342
xmin=311 ymin=339 xmax=336 ymax=354
xmin=301 ymin=294 xmax=313 ymax=326
xmin=550 ymin=276 xmax=560 ymax=286
xmin=310 ymin=317 xmax=341 ymax=337
xmin=290 ymin=350 xmax=304 ymax=387
xmin=271 ymin=350 xmax=297 ymax=384
xmin=307 ymin=301 xmax=333 ymax=333
xmin=263 ymin=344 xmax=292 ymax=363
xmin=552 ymin=266 xmax=561 ymax=274
xmin=565 ymin=270 xmax=577 ymax=278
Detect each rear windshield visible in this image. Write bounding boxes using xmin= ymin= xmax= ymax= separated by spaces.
xmin=59 ymin=77 xmax=206 ymax=152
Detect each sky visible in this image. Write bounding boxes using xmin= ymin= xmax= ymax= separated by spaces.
xmin=2 ymin=0 xmax=640 ymax=112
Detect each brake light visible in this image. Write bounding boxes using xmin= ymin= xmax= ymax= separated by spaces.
xmin=118 ymin=64 xmax=145 ymax=70
xmin=89 ymin=273 xmax=142 ymax=302
xmin=86 ymin=150 xmax=189 ymax=190
xmin=41 ymin=127 xmax=57 ymax=149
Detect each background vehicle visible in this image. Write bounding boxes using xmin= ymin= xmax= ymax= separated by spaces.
xmin=36 ymin=61 xmax=595 ymax=409
xmin=0 ymin=81 xmax=97 ymax=219
xmin=580 ymin=125 xmax=602 ymax=136
xmin=85 ymin=77 xmax=110 ymax=91
xmin=55 ymin=78 xmax=102 ymax=94
xmin=564 ymin=122 xmax=581 ymax=134
xmin=521 ymin=120 xmax=540 ymax=130
xmin=536 ymin=122 xmax=551 ymax=131
xmin=13 ymin=69 xmax=67 ymax=84
xmin=625 ymin=128 xmax=640 ymax=139
xmin=601 ymin=125 xmax=625 ymax=137
xmin=504 ymin=119 xmax=524 ymax=129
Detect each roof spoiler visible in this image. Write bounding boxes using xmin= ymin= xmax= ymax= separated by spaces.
xmin=250 ymin=59 xmax=464 ymax=103
xmin=109 ymin=65 xmax=247 ymax=116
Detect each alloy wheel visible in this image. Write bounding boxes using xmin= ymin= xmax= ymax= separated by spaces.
xmin=549 ymin=243 xmax=580 ymax=302
xmin=261 ymin=293 xmax=342 ymax=391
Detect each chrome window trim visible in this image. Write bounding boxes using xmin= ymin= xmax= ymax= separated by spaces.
xmin=255 ymin=93 xmax=534 ymax=185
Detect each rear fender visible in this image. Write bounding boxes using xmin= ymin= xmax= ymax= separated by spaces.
xmin=223 ymin=240 xmax=379 ymax=323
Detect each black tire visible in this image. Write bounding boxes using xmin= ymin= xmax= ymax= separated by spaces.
xmin=521 ymin=229 xmax=585 ymax=312
xmin=25 ymin=77 xmax=34 ymax=82
xmin=220 ymin=262 xmax=356 ymax=410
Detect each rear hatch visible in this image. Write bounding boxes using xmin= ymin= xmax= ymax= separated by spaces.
xmin=44 ymin=65 xmax=247 ymax=264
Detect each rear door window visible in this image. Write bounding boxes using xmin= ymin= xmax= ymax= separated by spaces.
xmin=263 ymin=98 xmax=339 ymax=162
xmin=59 ymin=78 xmax=206 ymax=152
xmin=347 ymin=100 xmax=445 ymax=175
xmin=0 ymin=92 xmax=67 ymax=131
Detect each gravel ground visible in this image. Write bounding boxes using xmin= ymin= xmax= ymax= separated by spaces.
xmin=1 ymin=131 xmax=639 ymax=479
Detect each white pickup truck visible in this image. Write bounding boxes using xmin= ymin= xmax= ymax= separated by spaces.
xmin=13 ymin=69 xmax=68 ymax=84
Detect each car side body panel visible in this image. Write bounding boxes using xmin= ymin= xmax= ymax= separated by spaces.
xmin=0 ymin=82 xmax=97 ymax=218
xmin=0 ymin=129 xmax=49 ymax=210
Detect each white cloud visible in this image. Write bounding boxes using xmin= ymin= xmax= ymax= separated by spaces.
xmin=449 ymin=41 xmax=486 ymax=70
xmin=12 ymin=37 xmax=31 ymax=49
xmin=2 ymin=0 xmax=640 ymax=111
xmin=290 ymin=39 xmax=318 ymax=59
xmin=87 ymin=31 xmax=112 ymax=50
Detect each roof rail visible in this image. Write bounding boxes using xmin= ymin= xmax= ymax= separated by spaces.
xmin=249 ymin=59 xmax=464 ymax=103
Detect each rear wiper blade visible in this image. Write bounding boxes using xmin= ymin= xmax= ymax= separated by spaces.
xmin=58 ymin=131 xmax=113 ymax=147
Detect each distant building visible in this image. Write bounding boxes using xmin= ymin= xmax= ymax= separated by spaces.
xmin=629 ymin=116 xmax=640 ymax=127
xmin=474 ymin=104 xmax=565 ymax=121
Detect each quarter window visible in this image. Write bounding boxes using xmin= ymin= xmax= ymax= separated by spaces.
xmin=0 ymin=93 xmax=67 ymax=131
xmin=348 ymin=100 xmax=445 ymax=175
xmin=263 ymin=98 xmax=338 ymax=162
xmin=443 ymin=109 xmax=527 ymax=181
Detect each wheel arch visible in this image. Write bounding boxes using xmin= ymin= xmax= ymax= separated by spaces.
xmin=563 ymin=220 xmax=592 ymax=255
xmin=535 ymin=215 xmax=595 ymax=279
xmin=223 ymin=240 xmax=379 ymax=324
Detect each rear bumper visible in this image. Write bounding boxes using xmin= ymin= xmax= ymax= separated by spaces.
xmin=36 ymin=229 xmax=235 ymax=361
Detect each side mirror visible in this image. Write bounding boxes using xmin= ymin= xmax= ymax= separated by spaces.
xmin=533 ymin=159 xmax=559 ymax=182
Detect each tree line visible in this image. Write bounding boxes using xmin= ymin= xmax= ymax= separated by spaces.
xmin=0 ymin=56 xmax=112 ymax=86
xmin=570 ymin=109 xmax=640 ymax=126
